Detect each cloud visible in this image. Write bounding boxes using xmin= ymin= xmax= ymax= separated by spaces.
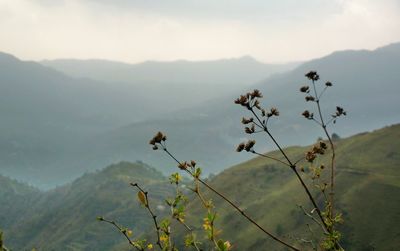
xmin=0 ymin=0 xmax=399 ymax=63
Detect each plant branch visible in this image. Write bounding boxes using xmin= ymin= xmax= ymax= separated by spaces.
xmin=251 ymin=150 xmax=292 ymax=167
xmin=162 ymin=147 xmax=300 ymax=251
xmin=298 ymin=205 xmax=327 ymax=234
xmin=249 ymin=108 xmax=328 ymax=232
xmin=311 ymin=79 xmax=335 ymax=223
xmin=100 ymin=218 xmax=144 ymax=251
xmin=130 ymin=183 xmax=163 ymax=250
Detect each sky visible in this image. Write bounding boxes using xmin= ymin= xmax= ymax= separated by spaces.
xmin=0 ymin=0 xmax=399 ymax=63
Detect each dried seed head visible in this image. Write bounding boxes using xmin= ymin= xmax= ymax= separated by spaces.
xmin=335 ymin=106 xmax=347 ymax=116
xmin=305 ymin=71 xmax=320 ymax=81
xmin=302 ymin=110 xmax=313 ymax=119
xmin=236 ymin=142 xmax=245 ymax=152
xmin=241 ymin=117 xmax=254 ymax=124
xmin=253 ymin=99 xmax=261 ymax=110
xmin=150 ymin=132 xmax=167 ymax=148
xmin=251 ymin=89 xmax=263 ymax=98
xmin=270 ymin=107 xmax=279 ymax=116
xmin=325 ymin=81 xmax=332 ymax=87
xmin=244 ymin=140 xmax=256 ymax=152
xmin=305 ymin=96 xmax=315 ymax=102
xmin=154 ymin=132 xmax=164 ymax=143
xmin=305 ymin=151 xmax=316 ymax=162
xmin=313 ymin=145 xmax=325 ymax=155
xmin=234 ymin=95 xmax=249 ymax=107
xmin=245 ymin=124 xmax=255 ymax=134
xmin=300 ymin=86 xmax=310 ymax=93
xmin=178 ymin=162 xmax=188 ymax=170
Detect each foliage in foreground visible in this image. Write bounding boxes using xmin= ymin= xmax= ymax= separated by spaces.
xmin=1 ymin=125 xmax=400 ymax=250
xmin=99 ymin=71 xmax=349 ymax=250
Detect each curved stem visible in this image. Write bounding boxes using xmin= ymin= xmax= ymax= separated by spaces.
xmin=100 ymin=218 xmax=144 ymax=251
xmin=162 ymin=148 xmax=300 ymax=251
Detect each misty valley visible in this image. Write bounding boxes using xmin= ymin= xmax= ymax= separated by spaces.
xmin=1 ymin=42 xmax=400 ymax=250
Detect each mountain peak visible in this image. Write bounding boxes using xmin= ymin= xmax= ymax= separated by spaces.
xmin=0 ymin=51 xmax=20 ymax=62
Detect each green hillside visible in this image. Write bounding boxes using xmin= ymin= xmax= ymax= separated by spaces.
xmin=0 ymin=175 xmax=41 ymax=230
xmin=1 ymin=162 xmax=173 ymax=251
xmin=177 ymin=124 xmax=400 ymax=250
xmin=1 ymin=125 xmax=399 ymax=250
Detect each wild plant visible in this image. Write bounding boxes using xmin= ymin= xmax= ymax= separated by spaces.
xmin=99 ymin=71 xmax=346 ymax=250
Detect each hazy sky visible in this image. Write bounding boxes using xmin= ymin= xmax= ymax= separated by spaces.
xmin=0 ymin=0 xmax=399 ymax=63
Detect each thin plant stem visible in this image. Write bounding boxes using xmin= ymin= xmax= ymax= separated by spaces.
xmin=311 ymin=79 xmax=335 ymax=223
xmin=161 ymin=146 xmax=301 ymax=251
xmin=251 ymin=150 xmax=292 ymax=167
xmin=130 ymin=183 xmax=163 ymax=250
xmin=100 ymin=218 xmax=144 ymax=251
xmin=298 ymin=205 xmax=327 ymax=234
xmin=250 ymin=108 xmax=329 ymax=232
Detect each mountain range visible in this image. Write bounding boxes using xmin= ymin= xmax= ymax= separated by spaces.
xmin=85 ymin=42 xmax=400 ymax=180
xmin=0 ymin=42 xmax=399 ymax=188
xmin=0 ymin=53 xmax=294 ymax=188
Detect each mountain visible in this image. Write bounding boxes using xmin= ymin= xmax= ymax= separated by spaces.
xmin=1 ymin=161 xmax=171 ymax=251
xmin=1 ymin=124 xmax=399 ymax=250
xmin=0 ymin=52 xmax=176 ymax=187
xmin=0 ymin=52 xmax=296 ymax=188
xmin=0 ymin=175 xmax=41 ymax=230
xmin=1 ymin=42 xmax=399 ymax=188
xmin=178 ymin=124 xmax=400 ymax=250
xmin=41 ymin=56 xmax=299 ymax=101
xmin=95 ymin=42 xmax=400 ymax=176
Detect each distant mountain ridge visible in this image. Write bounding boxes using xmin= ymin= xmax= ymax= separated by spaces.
xmin=91 ymin=42 xmax=400 ymax=176
xmin=0 ymin=52 xmax=294 ymax=187
xmin=0 ymin=42 xmax=399 ymax=188
xmin=41 ymin=56 xmax=298 ymax=85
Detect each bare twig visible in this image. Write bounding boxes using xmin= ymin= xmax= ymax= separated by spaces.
xmin=99 ymin=217 xmax=144 ymax=251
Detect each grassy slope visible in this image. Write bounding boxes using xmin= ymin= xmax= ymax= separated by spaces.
xmin=181 ymin=124 xmax=400 ymax=250
xmin=1 ymin=125 xmax=399 ymax=250
xmin=0 ymin=175 xmax=41 ymax=230
xmin=2 ymin=162 xmax=173 ymax=251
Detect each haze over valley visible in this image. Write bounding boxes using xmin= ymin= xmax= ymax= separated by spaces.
xmin=1 ymin=1 xmax=400 ymax=250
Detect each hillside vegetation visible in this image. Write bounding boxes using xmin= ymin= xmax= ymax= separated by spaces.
xmin=176 ymin=124 xmax=400 ymax=250
xmin=1 ymin=124 xmax=399 ymax=250
xmin=1 ymin=162 xmax=172 ymax=251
